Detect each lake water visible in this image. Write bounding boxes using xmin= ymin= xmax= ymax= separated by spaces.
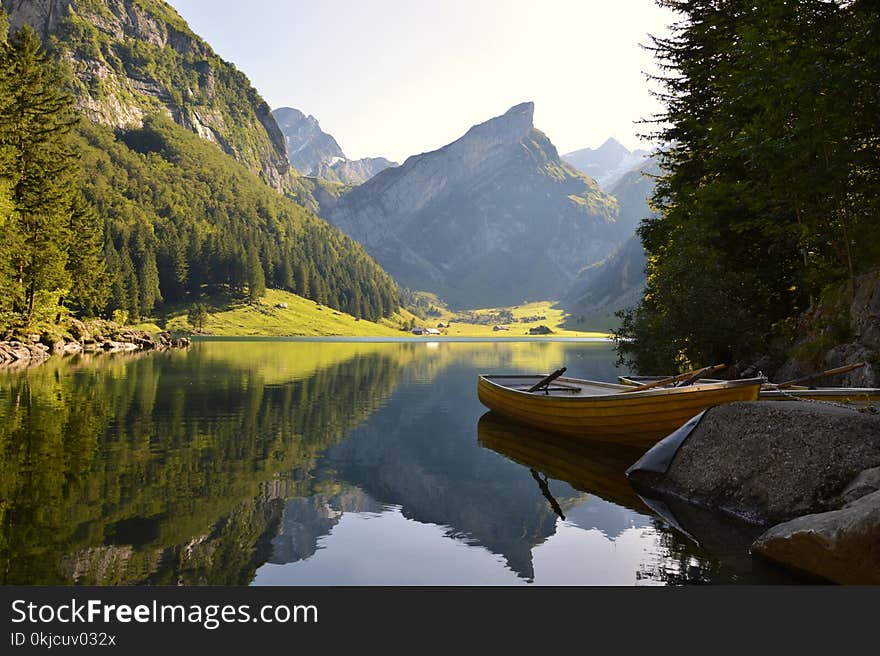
xmin=0 ymin=339 xmax=807 ymax=585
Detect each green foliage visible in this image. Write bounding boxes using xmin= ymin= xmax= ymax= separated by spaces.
xmin=0 ymin=23 xmax=105 ymax=327
xmin=186 ymin=302 xmax=207 ymax=331
xmin=617 ymin=0 xmax=880 ymax=371
xmin=76 ymin=115 xmax=398 ymax=322
xmin=52 ymin=0 xmax=288 ymax=185
xmin=0 ymin=7 xmax=398 ymax=332
xmin=0 ymin=343 xmax=406 ymax=583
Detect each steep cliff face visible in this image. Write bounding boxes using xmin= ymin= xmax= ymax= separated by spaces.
xmin=273 ymin=107 xmax=344 ymax=176
xmin=4 ymin=0 xmax=290 ymax=189
xmin=326 ymin=102 xmax=623 ymax=308
xmin=774 ymin=271 xmax=880 ymax=387
xmin=273 ymin=106 xmax=397 ymax=185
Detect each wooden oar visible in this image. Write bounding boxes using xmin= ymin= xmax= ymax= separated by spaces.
xmin=677 ymin=363 xmax=729 ymax=387
xmin=623 ymin=364 xmax=727 ymax=393
xmin=776 ymin=362 xmax=865 ymax=389
xmin=528 ymin=367 xmax=567 ymax=393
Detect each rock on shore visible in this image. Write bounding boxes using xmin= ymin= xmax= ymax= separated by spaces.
xmin=0 ymin=320 xmax=191 ymax=367
xmin=751 ymin=489 xmax=880 ymax=584
xmin=628 ymin=401 xmax=880 ymax=525
xmin=627 ymin=401 xmax=880 ymax=583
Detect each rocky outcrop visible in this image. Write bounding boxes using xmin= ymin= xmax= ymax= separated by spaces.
xmin=752 ymin=489 xmax=880 ymax=584
xmin=627 ymin=401 xmax=880 ymax=526
xmin=774 ymin=271 xmax=880 ymax=387
xmin=273 ymin=106 xmax=397 ymax=185
xmin=326 ymin=102 xmax=622 ymax=308
xmin=0 ymin=321 xmax=191 ymax=368
xmin=0 ymin=340 xmax=51 ymax=366
xmin=627 ymin=400 xmax=880 ymax=583
xmin=273 ymin=107 xmax=345 ymax=176
xmin=5 ymin=0 xmax=290 ymax=190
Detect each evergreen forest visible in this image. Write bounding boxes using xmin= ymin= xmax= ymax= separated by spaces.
xmin=617 ymin=0 xmax=880 ymax=371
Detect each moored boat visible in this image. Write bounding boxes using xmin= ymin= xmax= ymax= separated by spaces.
xmin=618 ymin=375 xmax=880 ymax=404
xmin=477 ymin=372 xmax=763 ymax=447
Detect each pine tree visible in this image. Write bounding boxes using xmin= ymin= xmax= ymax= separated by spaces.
xmin=0 ymin=25 xmax=79 ymax=324
xmin=63 ymin=193 xmax=108 ymax=316
xmin=0 ymin=13 xmax=19 ymax=317
xmin=245 ymin=244 xmax=265 ymax=301
xmin=137 ymin=250 xmax=162 ymax=317
xmin=104 ymin=236 xmax=128 ymax=315
xmin=119 ymin=244 xmax=140 ymax=320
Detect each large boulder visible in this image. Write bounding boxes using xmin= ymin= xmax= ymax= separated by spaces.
xmin=752 ymin=490 xmax=880 ymax=584
xmin=627 ymin=401 xmax=880 ymax=525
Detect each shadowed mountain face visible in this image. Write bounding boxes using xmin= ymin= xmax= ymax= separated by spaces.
xmin=563 ymin=138 xmax=651 ymax=190
xmin=325 ymin=102 xmax=624 ymax=308
xmin=273 ymin=107 xmax=397 ymax=184
xmin=563 ymin=158 xmax=658 ymax=329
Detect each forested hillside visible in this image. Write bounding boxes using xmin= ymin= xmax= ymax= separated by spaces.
xmin=0 ymin=18 xmax=399 ymax=329
xmin=79 ymin=116 xmax=400 ymax=322
xmin=617 ymin=0 xmax=880 ymax=372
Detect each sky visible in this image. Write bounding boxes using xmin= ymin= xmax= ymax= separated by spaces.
xmin=168 ymin=0 xmax=675 ymax=163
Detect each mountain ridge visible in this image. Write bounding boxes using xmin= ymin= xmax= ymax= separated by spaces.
xmin=273 ymin=105 xmax=397 ymax=185
xmin=563 ymin=138 xmax=650 ymax=190
xmin=324 ymin=102 xmax=627 ymax=308
xmin=563 ymin=157 xmax=659 ymax=328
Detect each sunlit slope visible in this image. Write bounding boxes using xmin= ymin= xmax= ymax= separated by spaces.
xmin=142 ymin=292 xmax=610 ymax=338
xmin=143 ymin=289 xmax=414 ymax=337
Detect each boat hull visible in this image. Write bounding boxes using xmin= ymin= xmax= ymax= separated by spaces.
xmin=478 ymin=374 xmax=762 ymax=447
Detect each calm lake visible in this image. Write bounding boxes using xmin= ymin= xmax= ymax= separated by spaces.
xmin=0 ymin=339 xmax=807 ymax=585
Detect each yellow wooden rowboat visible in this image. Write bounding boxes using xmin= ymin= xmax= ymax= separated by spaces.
xmin=618 ymin=375 xmax=880 ymax=403
xmin=477 ymin=373 xmax=763 ymax=447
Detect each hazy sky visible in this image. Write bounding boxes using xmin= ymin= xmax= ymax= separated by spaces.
xmin=168 ymin=0 xmax=674 ymax=162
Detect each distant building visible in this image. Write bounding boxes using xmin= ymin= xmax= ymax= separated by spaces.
xmin=425 ymin=328 xmax=441 ymax=335
xmin=412 ymin=327 xmax=428 ymax=335
xmin=493 ymin=325 xmax=509 ymax=331
xmin=437 ymin=322 xmax=448 ymax=328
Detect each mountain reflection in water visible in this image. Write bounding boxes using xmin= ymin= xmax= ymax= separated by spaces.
xmin=0 ymin=339 xmax=807 ymax=585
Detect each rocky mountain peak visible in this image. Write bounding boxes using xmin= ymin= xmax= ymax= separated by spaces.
xmin=597 ymin=137 xmax=629 ymax=156
xmin=457 ymin=101 xmax=535 ymax=151
xmin=325 ymin=102 xmax=625 ymax=308
xmin=273 ymin=106 xmax=397 ymax=184
xmin=563 ymin=136 xmax=651 ymax=190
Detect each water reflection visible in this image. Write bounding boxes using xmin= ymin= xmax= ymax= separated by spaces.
xmin=0 ymin=340 xmax=808 ymax=585
xmin=0 ymin=343 xmax=409 ymax=584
